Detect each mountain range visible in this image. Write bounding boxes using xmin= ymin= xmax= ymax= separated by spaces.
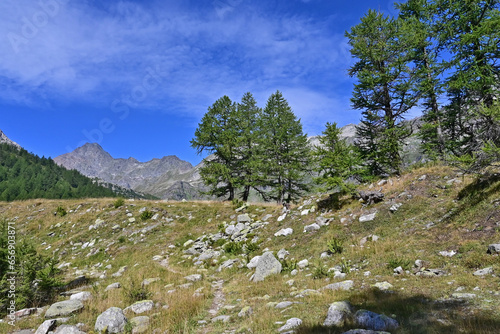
xmin=0 ymin=129 xmax=20 ymax=149
xmin=54 ymin=143 xmax=208 ymax=200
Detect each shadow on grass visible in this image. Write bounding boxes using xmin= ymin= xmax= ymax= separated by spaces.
xmin=295 ymin=288 xmax=500 ymax=334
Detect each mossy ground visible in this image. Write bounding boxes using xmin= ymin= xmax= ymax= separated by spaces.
xmin=1 ymin=165 xmax=499 ymax=333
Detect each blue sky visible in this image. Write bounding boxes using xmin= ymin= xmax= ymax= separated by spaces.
xmin=0 ymin=0 xmax=403 ymax=165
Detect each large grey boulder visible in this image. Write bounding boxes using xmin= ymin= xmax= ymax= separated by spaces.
xmin=95 ymin=307 xmax=128 ymax=333
xmin=323 ymin=301 xmax=354 ymax=327
xmin=322 ymin=280 xmax=354 ymax=291
xmin=35 ymin=320 xmax=56 ymax=334
xmin=70 ymin=291 xmax=92 ymax=301
xmin=251 ymin=251 xmax=282 ymax=282
xmin=54 ymin=325 xmax=86 ymax=334
xmin=354 ymin=310 xmax=399 ymax=331
xmin=45 ymin=300 xmax=84 ymax=318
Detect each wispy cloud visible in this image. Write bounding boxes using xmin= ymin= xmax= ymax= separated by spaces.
xmin=0 ymin=0 xmax=355 ymax=134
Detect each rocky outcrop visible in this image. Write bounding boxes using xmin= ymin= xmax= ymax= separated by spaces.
xmin=0 ymin=129 xmax=21 ymax=149
xmin=250 ymin=252 xmax=282 ymax=282
xmin=95 ymin=307 xmax=128 ymax=333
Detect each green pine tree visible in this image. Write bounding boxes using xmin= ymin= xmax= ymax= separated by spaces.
xmin=259 ymin=91 xmax=311 ymax=204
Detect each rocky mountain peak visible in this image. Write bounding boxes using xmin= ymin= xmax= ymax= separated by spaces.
xmin=0 ymin=129 xmax=21 ymax=149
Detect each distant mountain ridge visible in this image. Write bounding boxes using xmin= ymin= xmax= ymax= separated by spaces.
xmin=54 ymin=143 xmax=205 ymax=200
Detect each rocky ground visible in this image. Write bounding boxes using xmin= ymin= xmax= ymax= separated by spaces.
xmin=1 ymin=165 xmax=500 ymax=334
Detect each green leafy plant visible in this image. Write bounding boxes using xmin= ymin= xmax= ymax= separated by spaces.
xmin=327 ymin=237 xmax=344 ymax=255
xmin=312 ymin=265 xmax=330 ymax=279
xmin=280 ymin=259 xmax=297 ymax=273
xmin=387 ymin=257 xmax=412 ymax=271
xmin=140 ymin=210 xmax=154 ymax=221
xmin=243 ymin=241 xmax=260 ymax=254
xmin=340 ymin=259 xmax=351 ymax=274
xmin=55 ymin=206 xmax=67 ymax=217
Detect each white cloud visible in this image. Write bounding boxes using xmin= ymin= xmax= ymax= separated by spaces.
xmin=0 ymin=0 xmax=355 ymax=131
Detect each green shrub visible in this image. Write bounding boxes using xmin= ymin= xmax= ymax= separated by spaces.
xmin=114 ymin=197 xmax=125 ymax=208
xmin=140 ymin=210 xmax=154 ymax=221
xmin=327 ymin=237 xmax=343 ymax=255
xmin=244 ymin=241 xmax=260 ymax=254
xmin=123 ymin=279 xmax=152 ymax=303
xmin=0 ymin=222 xmax=63 ymax=316
xmin=118 ymin=236 xmax=127 ymax=243
xmin=340 ymin=259 xmax=351 ymax=273
xmin=280 ymin=259 xmax=298 ymax=273
xmin=224 ymin=241 xmax=243 ymax=255
xmin=55 ymin=206 xmax=67 ymax=217
xmin=312 ymin=265 xmax=330 ymax=279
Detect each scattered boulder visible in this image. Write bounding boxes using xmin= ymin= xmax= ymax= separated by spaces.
xmin=130 ymin=316 xmax=150 ymax=334
xmin=372 ymin=282 xmax=393 ymax=291
xmin=301 ymin=209 xmax=310 ymax=216
xmin=439 ymin=250 xmax=457 ymax=257
xmin=322 ymin=280 xmax=354 ymax=291
xmin=342 ymin=330 xmax=391 ymax=334
xmin=251 ymin=252 xmax=282 ymax=282
xmin=487 ymin=244 xmax=500 ymax=254
xmin=277 ymin=213 xmax=287 ymax=222
xmin=303 ymin=223 xmax=320 ymax=233
xmin=452 ymin=292 xmax=477 ymax=299
xmin=297 ymin=259 xmax=309 ymax=269
xmin=354 ymin=310 xmax=399 ymax=331
xmin=237 ymin=214 xmax=252 ymax=223
xmin=45 ymin=300 xmax=84 ymax=318
xmin=125 ymin=300 xmax=154 ymax=314
xmin=105 ymin=282 xmax=122 ymax=291
xmin=95 ymin=307 xmax=128 ymax=333
xmin=70 ymin=291 xmax=91 ymax=301
xmin=238 ymin=306 xmax=253 ymax=317
xmin=358 ymin=191 xmax=384 ymax=205
xmin=389 ymin=203 xmax=402 ymax=213
xmin=274 ymin=228 xmax=293 ymax=237
xmin=360 ymin=235 xmax=379 ymax=246
xmin=211 ymin=315 xmax=231 ymax=323
xmin=184 ymin=274 xmax=203 ymax=282
xmin=323 ymin=301 xmax=354 ymax=327
xmin=359 ymin=212 xmax=377 ymax=223
xmin=278 ymin=318 xmax=302 ymax=333
xmin=111 ymin=266 xmax=127 ymax=278
xmin=416 ymin=269 xmax=446 ymax=277
xmin=473 ymin=267 xmax=493 ymax=276
xmin=277 ymin=248 xmax=289 ymax=260
xmin=53 ymin=325 xmax=86 ymax=334
xmin=315 ymin=216 xmax=330 ymax=226
xmin=35 ymin=319 xmax=56 ymax=334
xmin=275 ymin=301 xmax=294 ymax=309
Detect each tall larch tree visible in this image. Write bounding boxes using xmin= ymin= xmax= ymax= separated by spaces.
xmin=346 ymin=10 xmax=420 ymax=175
xmin=259 ymin=91 xmax=310 ymax=204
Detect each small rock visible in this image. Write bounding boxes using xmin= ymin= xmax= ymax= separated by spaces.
xmin=185 ymin=274 xmax=203 ymax=282
xmin=372 ymin=282 xmax=393 ymax=291
xmin=238 ymin=306 xmax=253 ymax=317
xmin=125 ymin=300 xmax=154 ymax=314
xmin=297 ymin=259 xmax=309 ymax=268
xmin=277 ymin=213 xmax=287 ymax=222
xmin=237 ymin=214 xmax=252 ymax=223
xmin=354 ymin=310 xmax=399 ymax=331
xmin=439 ymin=250 xmax=457 ymax=257
xmin=278 ymin=318 xmax=302 ymax=333
xmin=473 ymin=267 xmax=493 ymax=276
xmin=322 ymin=280 xmax=354 ymax=291
xmin=211 ymin=315 xmax=231 ymax=323
xmin=389 ymin=203 xmax=402 ymax=213
xmin=70 ymin=291 xmax=91 ymax=301
xmin=111 ymin=266 xmax=127 ymax=278
xmin=274 ymin=228 xmax=293 ymax=237
xmin=105 ymin=282 xmax=122 ymax=291
xmin=487 ymin=244 xmax=500 ymax=254
xmin=277 ymin=249 xmax=289 ymax=260
xmin=303 ymin=223 xmax=320 ymax=233
xmin=35 ymin=319 xmax=56 ymax=334
xmin=323 ymin=301 xmax=354 ymax=327
xmin=300 ymin=209 xmax=309 ymax=216
xmin=53 ymin=325 xmax=86 ymax=334
xmin=359 ymin=212 xmax=377 ymax=223
xmin=275 ymin=301 xmax=294 ymax=309
xmin=452 ymin=292 xmax=476 ymax=299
